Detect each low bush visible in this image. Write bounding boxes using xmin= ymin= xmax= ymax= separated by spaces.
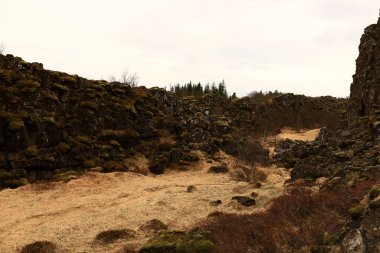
xmin=95 ymin=229 xmax=135 ymax=244
xmin=230 ymin=165 xmax=267 ymax=183
xmin=20 ymin=241 xmax=57 ymax=253
xmin=139 ymin=230 xmax=214 ymax=253
xmin=199 ymin=180 xmax=376 ymax=253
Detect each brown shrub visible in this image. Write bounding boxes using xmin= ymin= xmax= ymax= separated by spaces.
xmin=20 ymin=241 xmax=57 ymax=253
xmin=95 ymin=229 xmax=135 ymax=244
xmin=200 ymin=180 xmax=376 ymax=253
xmin=230 ymin=165 xmax=267 ymax=183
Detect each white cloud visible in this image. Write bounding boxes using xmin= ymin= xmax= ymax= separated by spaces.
xmin=0 ymin=0 xmax=378 ymax=97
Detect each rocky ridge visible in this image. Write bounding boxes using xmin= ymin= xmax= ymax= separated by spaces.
xmin=0 ymin=53 xmax=345 ymax=189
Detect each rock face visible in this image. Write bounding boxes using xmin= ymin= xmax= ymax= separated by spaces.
xmin=0 ymin=53 xmax=346 ymax=188
xmin=273 ymin=18 xmax=380 ymax=253
xmin=349 ymin=18 xmax=380 ymax=123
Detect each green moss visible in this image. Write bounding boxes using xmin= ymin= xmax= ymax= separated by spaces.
xmin=348 ymin=205 xmax=365 ymax=219
xmin=51 ymin=83 xmax=69 ymax=93
xmin=121 ymin=99 xmax=137 ymax=114
xmin=140 ymin=219 xmax=168 ymax=232
xmin=369 ymin=186 xmax=380 ymax=200
xmin=41 ymin=117 xmax=56 ymax=125
xmin=222 ymin=134 xmax=234 ymax=143
xmin=25 ymin=145 xmax=38 ymax=158
xmin=109 ymin=140 xmax=121 ymax=146
xmin=100 ymin=129 xmax=140 ymax=145
xmin=17 ymin=79 xmax=41 ymax=89
xmin=76 ymin=136 xmax=91 ymax=144
xmin=0 ymin=170 xmax=12 ymax=181
xmin=139 ymin=231 xmax=214 ymax=253
xmin=4 ymin=178 xmax=27 ymax=189
xmin=8 ymin=119 xmax=25 ymax=131
xmin=80 ymin=101 xmax=99 ymax=110
xmin=369 ymin=198 xmax=380 ymax=209
xmin=61 ymin=75 xmax=76 ymax=84
xmin=214 ymin=121 xmax=230 ymax=128
xmin=16 ymin=79 xmax=41 ymax=93
xmin=0 ymin=70 xmax=18 ymax=83
xmin=42 ymin=155 xmax=56 ymax=163
xmin=45 ymin=93 xmax=59 ymax=102
xmin=58 ymin=142 xmax=71 ymax=152
xmin=323 ymin=232 xmax=340 ymax=245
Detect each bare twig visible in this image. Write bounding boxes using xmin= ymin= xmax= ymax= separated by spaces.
xmin=0 ymin=43 xmax=5 ymax=54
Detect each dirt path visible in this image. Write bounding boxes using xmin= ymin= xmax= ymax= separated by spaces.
xmin=0 ymin=129 xmax=319 ymax=253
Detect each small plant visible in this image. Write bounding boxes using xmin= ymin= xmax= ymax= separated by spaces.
xmin=20 ymin=241 xmax=57 ymax=253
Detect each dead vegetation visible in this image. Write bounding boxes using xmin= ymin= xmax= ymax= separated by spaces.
xmin=199 ymin=180 xmax=376 ymax=253
xmin=230 ymin=164 xmax=267 ymax=183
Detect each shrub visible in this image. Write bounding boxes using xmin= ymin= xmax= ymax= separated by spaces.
xmin=139 ymin=231 xmax=214 ymax=253
xmin=199 ymin=180 xmax=376 ymax=253
xmin=95 ymin=229 xmax=135 ymax=244
xmin=20 ymin=241 xmax=57 ymax=253
xmin=230 ymin=165 xmax=267 ymax=183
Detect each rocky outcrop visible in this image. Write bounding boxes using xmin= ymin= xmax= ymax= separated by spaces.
xmin=0 ymin=54 xmax=346 ymax=188
xmin=273 ymin=18 xmax=380 ymax=253
xmin=348 ymin=17 xmax=380 ymax=124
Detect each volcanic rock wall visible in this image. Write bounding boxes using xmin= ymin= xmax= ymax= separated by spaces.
xmin=349 ymin=17 xmax=380 ymax=123
xmin=0 ymin=53 xmax=346 ymax=188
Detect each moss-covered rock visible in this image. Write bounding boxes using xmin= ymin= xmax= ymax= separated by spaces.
xmin=140 ymin=219 xmax=168 ymax=233
xmin=139 ymin=231 xmax=214 ymax=253
xmin=80 ymin=101 xmax=99 ymax=111
xmin=369 ymin=197 xmax=380 ymax=209
xmin=8 ymin=119 xmax=24 ymax=131
xmin=51 ymin=82 xmax=69 ymax=93
xmin=4 ymin=178 xmax=27 ymax=189
xmin=100 ymin=129 xmax=140 ymax=146
xmin=45 ymin=92 xmax=59 ymax=103
xmin=369 ymin=185 xmax=380 ymax=200
xmin=149 ymin=156 xmax=168 ymax=175
xmin=0 ymin=170 xmax=11 ymax=181
xmin=25 ymin=145 xmax=38 ymax=158
xmin=348 ymin=204 xmax=365 ymax=219
xmin=61 ymin=75 xmax=76 ymax=85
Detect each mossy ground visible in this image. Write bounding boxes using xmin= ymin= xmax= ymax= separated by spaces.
xmin=139 ymin=231 xmax=214 ymax=253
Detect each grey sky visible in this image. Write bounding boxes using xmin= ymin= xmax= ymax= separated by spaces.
xmin=0 ymin=0 xmax=378 ymax=97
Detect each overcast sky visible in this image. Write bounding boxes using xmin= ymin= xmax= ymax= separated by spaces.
xmin=0 ymin=0 xmax=379 ymax=97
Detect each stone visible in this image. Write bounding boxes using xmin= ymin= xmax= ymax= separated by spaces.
xmin=187 ymin=185 xmax=196 ymax=193
xmin=341 ymin=229 xmax=365 ymax=253
xmin=209 ymin=200 xmax=222 ymax=206
xmin=208 ymin=163 xmax=228 ymax=173
xmin=232 ymin=196 xmax=256 ymax=206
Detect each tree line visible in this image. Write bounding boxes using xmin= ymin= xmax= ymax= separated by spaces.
xmin=169 ymin=80 xmax=236 ymax=99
